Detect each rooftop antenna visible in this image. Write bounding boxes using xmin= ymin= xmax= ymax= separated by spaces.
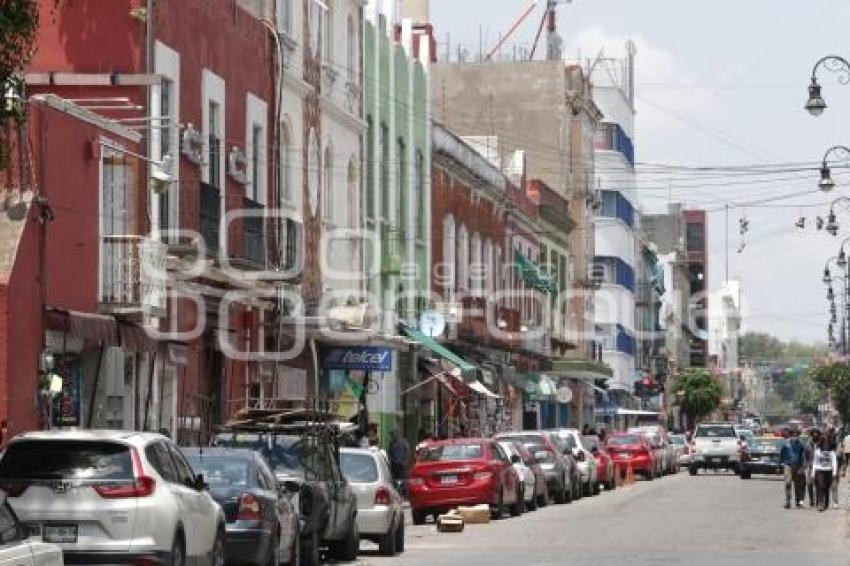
xmin=530 ymin=0 xmax=573 ymax=60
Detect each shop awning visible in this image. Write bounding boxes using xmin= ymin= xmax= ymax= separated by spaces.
xmin=46 ymin=308 xmax=119 ymax=346
xmin=469 ymin=380 xmax=500 ymax=398
xmin=514 ymin=251 xmax=556 ymax=293
xmin=547 ymin=358 xmax=613 ymax=381
xmin=400 ymin=325 xmax=476 ymax=377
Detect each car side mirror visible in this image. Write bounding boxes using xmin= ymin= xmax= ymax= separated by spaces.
xmin=510 ymin=454 xmax=521 ymax=464
xmin=193 ymin=474 xmax=208 ymax=491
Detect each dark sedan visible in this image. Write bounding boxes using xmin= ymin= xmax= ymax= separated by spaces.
xmin=183 ymin=448 xmax=299 ymax=566
xmin=740 ymin=437 xmax=786 ymax=480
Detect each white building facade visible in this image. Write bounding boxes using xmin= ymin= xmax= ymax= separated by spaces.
xmin=590 ymin=53 xmax=638 ymax=390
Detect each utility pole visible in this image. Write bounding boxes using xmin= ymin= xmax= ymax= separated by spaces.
xmin=725 ymin=203 xmax=729 ymax=283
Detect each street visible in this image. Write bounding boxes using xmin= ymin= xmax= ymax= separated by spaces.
xmin=365 ymin=473 xmax=849 ymax=566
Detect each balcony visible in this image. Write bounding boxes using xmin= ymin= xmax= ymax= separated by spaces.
xmin=101 ymin=235 xmax=167 ymax=318
xmin=536 ymin=182 xmax=577 ymax=233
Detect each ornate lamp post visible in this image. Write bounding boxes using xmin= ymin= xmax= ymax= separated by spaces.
xmin=817 ymin=145 xmax=850 ymax=192
xmin=806 ymin=55 xmax=850 ymax=116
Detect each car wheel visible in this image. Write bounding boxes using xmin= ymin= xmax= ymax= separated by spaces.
xmin=689 ymin=466 xmax=698 ymax=477
xmin=538 ymin=487 xmax=549 ymax=508
xmin=593 ymin=482 xmax=601 ymax=496
xmin=412 ymin=509 xmax=427 ymax=525
xmin=299 ymin=531 xmax=320 ymax=566
xmin=266 ymin=533 xmax=280 ymax=566
xmin=394 ymin=516 xmax=405 ymax=554
xmin=331 ymin=520 xmax=360 ymax=562
xmin=377 ymin=519 xmax=397 ymax=556
xmin=741 ymin=470 xmax=752 ymax=480
xmin=170 ymin=532 xmax=186 ymax=566
xmin=510 ymin=486 xmax=524 ymax=517
xmin=527 ymin=489 xmax=538 ymax=511
xmin=491 ymin=489 xmax=505 ymax=519
xmin=210 ymin=530 xmax=225 ymax=566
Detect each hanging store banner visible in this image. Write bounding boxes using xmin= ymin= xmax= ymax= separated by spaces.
xmin=323 ymin=346 xmax=393 ymax=372
xmin=52 ymin=354 xmax=81 ymax=427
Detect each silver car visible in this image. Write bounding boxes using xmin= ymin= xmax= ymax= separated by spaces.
xmin=339 ymin=448 xmax=405 ymax=557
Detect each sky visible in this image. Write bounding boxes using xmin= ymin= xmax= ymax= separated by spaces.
xmin=430 ymin=0 xmax=850 ymax=344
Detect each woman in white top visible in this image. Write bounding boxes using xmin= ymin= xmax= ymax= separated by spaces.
xmin=813 ymin=437 xmax=838 ymax=512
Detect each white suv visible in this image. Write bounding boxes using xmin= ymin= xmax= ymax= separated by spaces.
xmin=0 ymin=430 xmax=226 ymax=565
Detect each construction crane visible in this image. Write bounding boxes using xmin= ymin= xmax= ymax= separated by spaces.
xmin=485 ymin=1 xmax=538 ymax=61
xmin=530 ymin=0 xmax=573 ymax=61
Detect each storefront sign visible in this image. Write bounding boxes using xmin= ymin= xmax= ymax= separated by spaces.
xmin=52 ymin=354 xmax=81 ymax=427
xmin=323 ymin=346 xmax=393 ymax=372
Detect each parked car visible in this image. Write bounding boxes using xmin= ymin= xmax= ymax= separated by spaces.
xmin=740 ymin=437 xmax=786 ymax=480
xmin=582 ymin=435 xmax=615 ymax=491
xmin=515 ymin=443 xmax=549 ymax=508
xmin=0 ymin=496 xmax=63 ymax=566
xmin=215 ymin=428 xmax=358 ymax=566
xmin=494 ymin=432 xmax=575 ymax=504
xmin=409 ymin=439 xmax=522 ymax=524
xmin=339 ymin=448 xmax=404 ymax=557
xmin=0 ymin=430 xmax=226 ymax=566
xmin=689 ymin=422 xmax=741 ymax=475
xmin=182 ymin=447 xmax=299 ymax=566
xmin=630 ymin=426 xmax=677 ymax=475
xmin=498 ymin=441 xmax=541 ymax=511
xmin=606 ymin=433 xmax=660 ymax=480
xmin=669 ymin=434 xmax=691 ymax=467
xmin=550 ymin=429 xmax=599 ymax=496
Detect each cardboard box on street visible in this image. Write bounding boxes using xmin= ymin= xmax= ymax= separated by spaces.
xmin=456 ymin=504 xmax=491 ymax=524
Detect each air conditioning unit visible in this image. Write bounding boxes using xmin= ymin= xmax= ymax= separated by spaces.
xmin=181 ymin=124 xmax=203 ymax=165
xmin=227 ymin=146 xmax=248 ymax=185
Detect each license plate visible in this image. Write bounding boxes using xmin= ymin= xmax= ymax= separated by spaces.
xmin=440 ymin=475 xmax=458 ymax=485
xmin=43 ymin=524 xmax=77 ymax=544
xmin=618 ymin=453 xmax=631 ymax=459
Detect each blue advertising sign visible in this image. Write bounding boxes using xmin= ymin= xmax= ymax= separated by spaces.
xmin=324 ymin=347 xmax=393 ymax=372
xmin=52 ymin=354 xmax=81 ymax=427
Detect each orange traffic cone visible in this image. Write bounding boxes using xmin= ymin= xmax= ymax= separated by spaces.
xmin=615 ymin=464 xmax=625 ymax=487
xmin=625 ymin=463 xmax=635 ymax=485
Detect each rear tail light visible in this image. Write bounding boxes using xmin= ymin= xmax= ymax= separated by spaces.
xmin=409 ymin=477 xmax=424 ymax=487
xmin=473 ymin=471 xmax=492 ymax=481
xmin=94 ymin=448 xmax=155 ymax=499
xmin=237 ymin=493 xmax=262 ymax=521
xmin=374 ymin=487 xmax=391 ymax=506
xmin=0 ymin=483 xmax=27 ymax=497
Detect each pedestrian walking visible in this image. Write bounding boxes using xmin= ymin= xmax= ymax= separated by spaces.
xmin=813 ymin=436 xmax=838 ymax=512
xmin=804 ymin=429 xmax=821 ymax=507
xmin=388 ymin=429 xmax=410 ymax=497
xmin=779 ymin=429 xmax=806 ymax=509
xmin=828 ymin=430 xmax=841 ymax=508
xmin=843 ymin=429 xmax=850 ymax=476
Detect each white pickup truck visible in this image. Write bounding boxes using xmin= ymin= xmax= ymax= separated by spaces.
xmin=689 ymin=423 xmax=741 ymax=475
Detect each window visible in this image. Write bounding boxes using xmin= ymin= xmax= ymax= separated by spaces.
xmin=687 ymin=222 xmax=705 ymax=252
xmin=309 ymin=0 xmax=322 ymax=57
xmin=208 ymin=101 xmax=221 ymax=188
xmin=347 ymin=159 xmax=358 ymax=228
xmin=251 ymin=124 xmax=262 ymax=201
xmin=277 ymin=0 xmax=291 ymax=34
xmin=166 ymin=443 xmax=197 ymax=486
xmin=346 ymin=15 xmax=356 ymax=82
xmin=396 ymin=138 xmax=406 ymax=228
xmin=339 ymin=452 xmax=379 ymax=483
xmin=471 ymin=232 xmax=482 ymax=294
xmin=307 ymin=129 xmax=319 ymax=216
xmin=0 ymin=441 xmax=132 ymax=480
xmin=185 ymin=455 xmax=250 ymax=487
xmin=484 ymin=239 xmax=493 ymax=295
xmin=413 ymin=151 xmax=424 ymax=240
xmin=419 ymin=443 xmax=484 ymax=462
xmin=457 ymin=224 xmax=469 ymax=291
xmin=323 ymin=145 xmax=334 ymax=223
xmin=145 ymin=442 xmax=179 ymax=483
xmin=159 ymin=78 xmax=172 ymax=158
xmin=380 ymin=123 xmax=389 ymax=220
xmin=323 ymin=0 xmax=334 ymax=64
xmin=365 ymin=117 xmax=375 ymax=219
xmin=280 ymin=121 xmax=293 ymax=203
xmin=283 ymin=218 xmax=302 ymax=271
xmin=442 ymin=214 xmax=456 ymax=296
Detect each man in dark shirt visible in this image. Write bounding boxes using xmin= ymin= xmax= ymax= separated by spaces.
xmin=389 ymin=429 xmax=410 ymax=497
xmin=780 ymin=429 xmax=806 ymax=509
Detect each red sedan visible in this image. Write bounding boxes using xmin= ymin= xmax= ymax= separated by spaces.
xmin=409 ymin=438 xmax=522 ymax=524
xmin=606 ymin=433 xmax=660 ymax=480
xmin=583 ymin=435 xmax=615 ymax=491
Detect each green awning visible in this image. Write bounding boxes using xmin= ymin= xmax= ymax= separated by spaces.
xmin=514 ymin=251 xmax=557 ymax=293
xmin=401 ymin=325 xmax=476 ymax=377
xmin=547 ymin=359 xmax=613 ymax=380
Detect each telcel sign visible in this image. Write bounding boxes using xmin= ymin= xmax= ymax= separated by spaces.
xmin=323 ymin=347 xmax=393 ymax=372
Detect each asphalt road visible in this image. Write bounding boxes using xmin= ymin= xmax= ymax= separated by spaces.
xmin=361 ymin=471 xmax=850 ymax=566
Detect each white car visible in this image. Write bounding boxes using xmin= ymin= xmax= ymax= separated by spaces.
xmin=339 ymin=448 xmax=405 ymax=557
xmin=498 ymin=441 xmax=536 ymax=510
xmin=0 ymin=497 xmax=63 ymax=566
xmin=551 ymin=430 xmax=599 ymax=496
xmin=0 ymin=430 xmax=226 ymax=566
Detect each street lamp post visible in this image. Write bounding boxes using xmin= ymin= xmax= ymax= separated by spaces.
xmin=806 ymin=55 xmax=850 ymax=116
xmin=817 ymin=145 xmax=850 ymax=192
xmin=821 ymin=197 xmax=850 ymax=236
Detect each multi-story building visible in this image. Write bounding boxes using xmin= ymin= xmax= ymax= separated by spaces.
xmin=590 ymin=54 xmax=639 ymax=393
xmin=430 ymin=58 xmax=608 ymax=429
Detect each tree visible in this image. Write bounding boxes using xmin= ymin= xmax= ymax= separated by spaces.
xmin=671 ymin=368 xmax=723 ymax=427
xmin=810 ymin=362 xmax=850 ymax=425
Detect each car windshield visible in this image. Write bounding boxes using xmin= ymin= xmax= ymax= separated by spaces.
xmin=186 ymin=456 xmax=251 ymax=487
xmin=215 ymin=433 xmax=311 ymax=477
xmin=419 ymin=443 xmax=483 ymax=462
xmin=340 ymin=452 xmax=379 ymax=483
xmin=497 ymin=434 xmax=546 ymax=448
xmin=695 ymin=426 xmax=736 ymax=438
xmin=669 ymin=436 xmax=686 ymax=445
xmin=558 ymin=434 xmax=577 ymax=450
xmin=751 ymin=439 xmax=784 ymax=452
xmin=0 ymin=440 xmax=132 ymax=481
xmin=607 ymin=435 xmax=642 ymax=446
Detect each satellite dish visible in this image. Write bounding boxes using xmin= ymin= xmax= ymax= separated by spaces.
xmin=419 ymin=311 xmax=446 ymax=338
xmin=556 ymin=386 xmax=573 ymax=404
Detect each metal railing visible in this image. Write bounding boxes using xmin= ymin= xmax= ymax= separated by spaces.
xmin=101 ymin=235 xmax=167 ymax=316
